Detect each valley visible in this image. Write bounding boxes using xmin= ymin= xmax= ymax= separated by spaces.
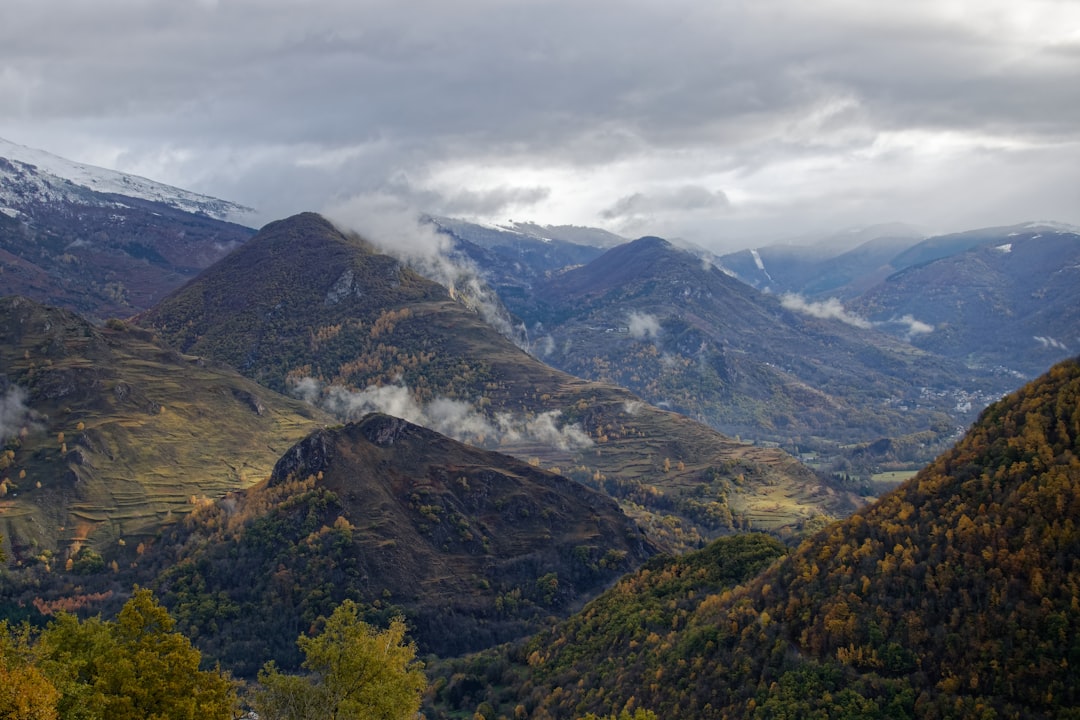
xmin=1 ymin=144 xmax=1078 ymax=718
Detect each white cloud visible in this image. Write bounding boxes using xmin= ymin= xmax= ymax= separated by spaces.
xmin=780 ymin=293 xmax=872 ymax=329
xmin=892 ymin=314 xmax=935 ymax=338
xmin=1034 ymin=335 xmax=1068 ymax=351
xmin=290 ymin=377 xmax=593 ymax=452
xmin=0 ymin=386 xmax=32 ymax=442
xmin=325 ymin=196 xmax=525 ymax=345
xmin=627 ymin=311 xmax=662 ymax=339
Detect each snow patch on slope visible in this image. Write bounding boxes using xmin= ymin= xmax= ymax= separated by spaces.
xmin=0 ymin=137 xmax=254 ymax=224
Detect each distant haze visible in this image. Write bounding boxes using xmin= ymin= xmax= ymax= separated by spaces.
xmin=2 ymin=0 xmax=1078 ymax=251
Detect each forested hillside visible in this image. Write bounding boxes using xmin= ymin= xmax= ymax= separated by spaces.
xmin=430 ymin=356 xmax=1080 ymax=719
xmin=141 ymin=414 xmax=655 ymax=676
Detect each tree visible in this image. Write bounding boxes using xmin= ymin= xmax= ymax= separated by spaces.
xmin=0 ymin=621 xmax=60 ymax=720
xmin=39 ymin=587 xmax=236 ymax=720
xmin=254 ymin=600 xmax=426 ymax=720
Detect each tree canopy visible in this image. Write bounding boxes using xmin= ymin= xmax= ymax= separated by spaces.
xmin=254 ymin=599 xmax=426 ymax=720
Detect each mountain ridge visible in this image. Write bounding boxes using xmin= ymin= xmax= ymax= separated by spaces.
xmin=431 ymin=355 xmax=1080 ymax=719
xmin=140 ymin=412 xmax=657 ymax=675
xmin=137 ymin=212 xmax=857 ymax=547
xmin=0 ymin=137 xmax=253 ymax=223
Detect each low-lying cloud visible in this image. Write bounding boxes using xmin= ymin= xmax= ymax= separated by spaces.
xmin=601 ymin=185 xmax=730 ymax=221
xmin=325 ymin=194 xmax=526 ymax=347
xmin=627 ymin=311 xmax=662 ymax=339
xmin=780 ymin=293 xmax=872 ymax=329
xmin=890 ymin=314 xmax=935 ymax=339
xmin=1034 ymin=335 xmax=1068 ymax=351
xmin=781 ymin=294 xmax=938 ymax=340
xmin=0 ymin=386 xmax=32 ymax=443
xmin=290 ymin=377 xmax=593 ymax=452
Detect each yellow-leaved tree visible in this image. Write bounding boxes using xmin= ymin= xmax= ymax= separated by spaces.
xmin=38 ymin=587 xmax=236 ymax=719
xmin=253 ymin=600 xmax=426 ymax=720
xmin=0 ymin=621 xmax=60 ymax=720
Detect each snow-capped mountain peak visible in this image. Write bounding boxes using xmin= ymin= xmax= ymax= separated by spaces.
xmin=0 ymin=137 xmax=253 ymax=224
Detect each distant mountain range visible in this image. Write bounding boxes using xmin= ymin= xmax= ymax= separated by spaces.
xmin=438 ymin=217 xmax=1077 ymax=449
xmin=478 ymin=233 xmax=1002 ymax=452
xmin=715 ymin=221 xmax=1079 ymax=377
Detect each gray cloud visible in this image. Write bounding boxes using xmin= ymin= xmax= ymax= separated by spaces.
xmin=1 ymin=0 xmax=1078 ymax=248
xmin=602 ymin=186 xmax=730 ymax=220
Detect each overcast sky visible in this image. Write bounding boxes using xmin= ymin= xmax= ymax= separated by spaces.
xmin=2 ymin=0 xmax=1078 ymax=250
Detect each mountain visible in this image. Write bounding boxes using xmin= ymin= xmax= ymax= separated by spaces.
xmin=0 ymin=138 xmax=252 ymax=222
xmin=499 ymin=235 xmax=1002 ymax=454
xmin=0 ymin=295 xmax=330 ymax=557
xmin=851 ymin=223 xmax=1080 ymax=377
xmin=427 ymin=216 xmax=610 ymax=308
xmin=138 ymin=212 xmax=856 ymax=547
xmin=128 ymin=413 xmax=657 ymax=676
xmin=0 ymin=138 xmax=255 ymax=321
xmin=431 ymin=355 xmax=1080 ymax=719
xmin=716 ymin=224 xmax=925 ymax=298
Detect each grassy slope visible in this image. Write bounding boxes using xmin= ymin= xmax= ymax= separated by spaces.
xmin=0 ymin=295 xmax=331 ymax=557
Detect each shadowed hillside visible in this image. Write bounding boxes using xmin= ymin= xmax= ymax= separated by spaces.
xmin=140 ymin=413 xmax=656 ymax=676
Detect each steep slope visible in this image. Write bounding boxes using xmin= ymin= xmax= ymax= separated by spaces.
xmin=138 ymin=213 xmax=854 ymax=547
xmin=852 ymin=225 xmax=1080 ymax=377
xmin=453 ymin=356 xmax=1080 ymax=719
xmin=0 ymin=138 xmax=252 ymax=222
xmin=0 ymin=296 xmax=330 ymax=557
xmin=0 ymin=140 xmax=255 ymax=321
xmin=144 ymin=414 xmax=656 ymax=676
xmin=509 ymin=235 xmax=1000 ymax=453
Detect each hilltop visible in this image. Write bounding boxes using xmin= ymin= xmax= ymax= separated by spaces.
xmin=129 ymin=413 xmax=657 ymax=676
